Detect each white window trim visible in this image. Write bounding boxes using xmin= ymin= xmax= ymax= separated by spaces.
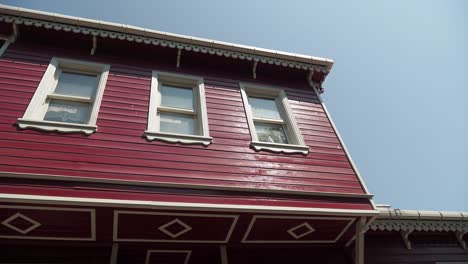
xmin=17 ymin=57 xmax=110 ymax=135
xmin=240 ymin=83 xmax=309 ymax=155
xmin=144 ymin=70 xmax=212 ymax=146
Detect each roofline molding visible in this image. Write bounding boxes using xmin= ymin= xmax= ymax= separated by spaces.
xmin=0 ymin=4 xmax=333 ymax=74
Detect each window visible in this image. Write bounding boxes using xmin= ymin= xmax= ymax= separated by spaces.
xmin=17 ymin=57 xmax=110 ymax=134
xmin=144 ymin=71 xmax=212 ymax=145
xmin=240 ymin=83 xmax=308 ymax=154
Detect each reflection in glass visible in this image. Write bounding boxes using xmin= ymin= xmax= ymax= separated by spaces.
xmin=44 ymin=99 xmax=91 ymax=124
xmin=160 ymin=112 xmax=196 ymax=135
xmin=54 ymin=72 xmax=98 ymax=98
xmin=161 ymin=85 xmax=194 ymax=110
xmin=249 ymin=97 xmax=281 ymax=120
xmin=255 ymin=123 xmax=288 ymax=144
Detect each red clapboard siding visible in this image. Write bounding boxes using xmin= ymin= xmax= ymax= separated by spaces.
xmin=0 ymin=43 xmax=368 ymax=196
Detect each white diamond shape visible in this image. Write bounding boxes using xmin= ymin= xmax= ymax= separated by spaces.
xmin=287 ymin=222 xmax=315 ymax=239
xmin=1 ymin=212 xmax=41 ymax=235
xmin=158 ymin=218 xmax=192 ymax=238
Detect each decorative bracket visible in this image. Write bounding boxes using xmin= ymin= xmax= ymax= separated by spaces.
xmin=11 ymin=23 xmax=19 ymax=43
xmin=176 ymin=48 xmax=182 ymax=68
xmin=400 ymin=230 xmax=413 ymax=250
xmin=90 ymin=35 xmax=97 ymax=55
xmin=0 ymin=24 xmax=19 ymax=57
xmin=307 ymin=69 xmax=314 ymax=86
xmin=306 ymin=69 xmax=324 ymax=94
xmin=455 ymin=231 xmax=467 ymax=249
xmin=252 ymin=60 xmax=258 ymax=79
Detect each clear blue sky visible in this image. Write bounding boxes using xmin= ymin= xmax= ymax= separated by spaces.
xmin=2 ymin=0 xmax=466 ymax=211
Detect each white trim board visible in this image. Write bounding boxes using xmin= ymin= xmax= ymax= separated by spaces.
xmin=0 ymin=205 xmax=96 ymax=241
xmin=0 ymin=193 xmax=380 ymax=216
xmin=241 ymin=215 xmax=354 ymax=243
xmin=113 ymin=210 xmax=239 ymax=243
xmin=0 ymin=171 xmax=374 ymax=199
xmin=312 ymin=87 xmax=375 ymax=207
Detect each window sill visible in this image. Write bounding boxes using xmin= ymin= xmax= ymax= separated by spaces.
xmin=250 ymin=141 xmax=309 ymax=155
xmin=17 ymin=118 xmax=97 ymax=135
xmin=144 ymin=131 xmax=212 ymax=146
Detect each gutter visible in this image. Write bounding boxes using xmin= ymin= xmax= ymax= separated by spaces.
xmin=377 ymin=206 xmax=468 ymax=221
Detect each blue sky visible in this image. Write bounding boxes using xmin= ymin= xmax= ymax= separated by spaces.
xmin=2 ymin=0 xmax=466 ymax=211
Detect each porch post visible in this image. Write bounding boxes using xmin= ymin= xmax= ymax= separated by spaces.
xmin=355 ymin=217 xmax=366 ymax=264
xmin=110 ymin=243 xmax=119 ymax=264
xmin=220 ymin=245 xmax=228 ymax=264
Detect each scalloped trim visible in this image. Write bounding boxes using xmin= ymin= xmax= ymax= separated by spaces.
xmin=144 ymin=131 xmax=212 ymax=146
xmin=369 ymin=219 xmax=468 ymax=233
xmin=17 ymin=118 xmax=96 ymax=135
xmin=0 ymin=14 xmax=329 ymax=73
xmin=250 ymin=141 xmax=309 ymax=155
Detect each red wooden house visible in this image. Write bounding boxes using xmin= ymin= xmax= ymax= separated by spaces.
xmin=0 ymin=4 xmax=466 ymax=264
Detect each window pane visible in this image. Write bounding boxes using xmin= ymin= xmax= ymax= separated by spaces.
xmin=54 ymin=72 xmax=98 ymax=98
xmin=255 ymin=123 xmax=288 ymax=144
xmin=160 ymin=112 xmax=196 ymax=135
xmin=249 ymin=97 xmax=281 ymax=120
xmin=161 ymin=85 xmax=194 ymax=110
xmin=44 ymin=99 xmax=91 ymax=124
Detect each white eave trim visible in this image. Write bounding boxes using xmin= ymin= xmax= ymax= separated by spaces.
xmin=0 ymin=4 xmax=333 ymax=72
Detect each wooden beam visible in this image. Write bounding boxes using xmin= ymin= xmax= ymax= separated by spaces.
xmin=110 ymin=243 xmax=119 ymax=264
xmin=355 ymin=217 xmax=366 ymax=264
xmin=220 ymin=245 xmax=228 ymax=264
xmin=345 ymin=216 xmax=376 ymax=247
xmin=0 ymin=40 xmax=10 ymax=57
xmin=0 ymin=23 xmax=19 ymax=57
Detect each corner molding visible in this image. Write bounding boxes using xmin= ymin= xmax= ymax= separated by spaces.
xmin=144 ymin=131 xmax=212 ymax=146
xmin=0 ymin=14 xmax=329 ymax=73
xmin=17 ymin=118 xmax=97 ymax=135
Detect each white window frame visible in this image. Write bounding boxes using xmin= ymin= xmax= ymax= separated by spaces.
xmin=240 ymin=83 xmax=309 ymax=155
xmin=144 ymin=70 xmax=212 ymax=146
xmin=17 ymin=57 xmax=110 ymax=135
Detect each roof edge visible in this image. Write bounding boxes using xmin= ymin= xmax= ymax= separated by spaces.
xmin=376 ymin=206 xmax=468 ymax=221
xmin=0 ymin=4 xmax=334 ymax=72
